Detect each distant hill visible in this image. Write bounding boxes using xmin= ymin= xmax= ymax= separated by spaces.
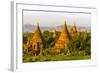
xmin=23 ymin=24 xmax=91 ymax=33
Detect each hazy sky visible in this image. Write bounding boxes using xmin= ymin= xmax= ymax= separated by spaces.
xmin=23 ymin=10 xmax=91 ymax=27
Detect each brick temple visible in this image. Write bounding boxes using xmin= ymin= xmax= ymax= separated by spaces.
xmin=50 ymin=21 xmax=70 ymax=53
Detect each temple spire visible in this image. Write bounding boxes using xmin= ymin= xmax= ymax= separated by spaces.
xmin=71 ymin=22 xmax=77 ymax=33
xmin=51 ymin=20 xmax=70 ymax=53
xmin=31 ymin=23 xmax=44 ymax=56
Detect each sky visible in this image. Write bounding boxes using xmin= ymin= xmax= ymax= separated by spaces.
xmin=23 ymin=10 xmax=91 ymax=27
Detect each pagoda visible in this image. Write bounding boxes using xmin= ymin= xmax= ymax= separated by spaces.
xmin=30 ymin=23 xmax=44 ymax=56
xmin=51 ymin=20 xmax=70 ymax=53
xmin=71 ymin=23 xmax=77 ymax=33
xmin=53 ymin=28 xmax=57 ymax=37
xmin=23 ymin=23 xmax=44 ymax=56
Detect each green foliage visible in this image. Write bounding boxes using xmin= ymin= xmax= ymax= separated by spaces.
xmin=68 ymin=32 xmax=91 ymax=56
xmin=23 ymin=31 xmax=91 ymax=62
xmin=28 ymin=33 xmax=34 ymax=39
xmin=23 ymin=54 xmax=91 ymax=62
xmin=42 ymin=30 xmax=59 ymax=48
xmin=23 ymin=36 xmax=27 ymax=44
xmin=23 ymin=33 xmax=33 ymax=44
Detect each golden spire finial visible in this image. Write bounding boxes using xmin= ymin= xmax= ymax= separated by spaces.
xmin=37 ymin=22 xmax=39 ymax=26
xmin=64 ymin=20 xmax=66 ymax=24
xmin=73 ymin=17 xmax=76 ymax=26
xmin=74 ymin=22 xmax=76 ymax=27
xmin=71 ymin=20 xmax=77 ymax=33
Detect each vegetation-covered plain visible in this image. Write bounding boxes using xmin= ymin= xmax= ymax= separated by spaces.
xmin=23 ymin=30 xmax=91 ymax=62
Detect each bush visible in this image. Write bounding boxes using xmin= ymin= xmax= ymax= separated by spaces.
xmin=68 ymin=32 xmax=91 ymax=56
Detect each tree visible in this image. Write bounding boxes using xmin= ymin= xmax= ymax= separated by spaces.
xmin=68 ymin=32 xmax=91 ymax=56
xmin=42 ymin=30 xmax=56 ymax=48
xmin=23 ymin=36 xmax=27 ymax=44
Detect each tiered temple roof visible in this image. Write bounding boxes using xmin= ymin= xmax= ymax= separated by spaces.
xmin=23 ymin=23 xmax=44 ymax=56
xmin=31 ymin=23 xmax=44 ymax=46
xmin=51 ymin=21 xmax=70 ymax=53
xmin=71 ymin=23 xmax=77 ymax=33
